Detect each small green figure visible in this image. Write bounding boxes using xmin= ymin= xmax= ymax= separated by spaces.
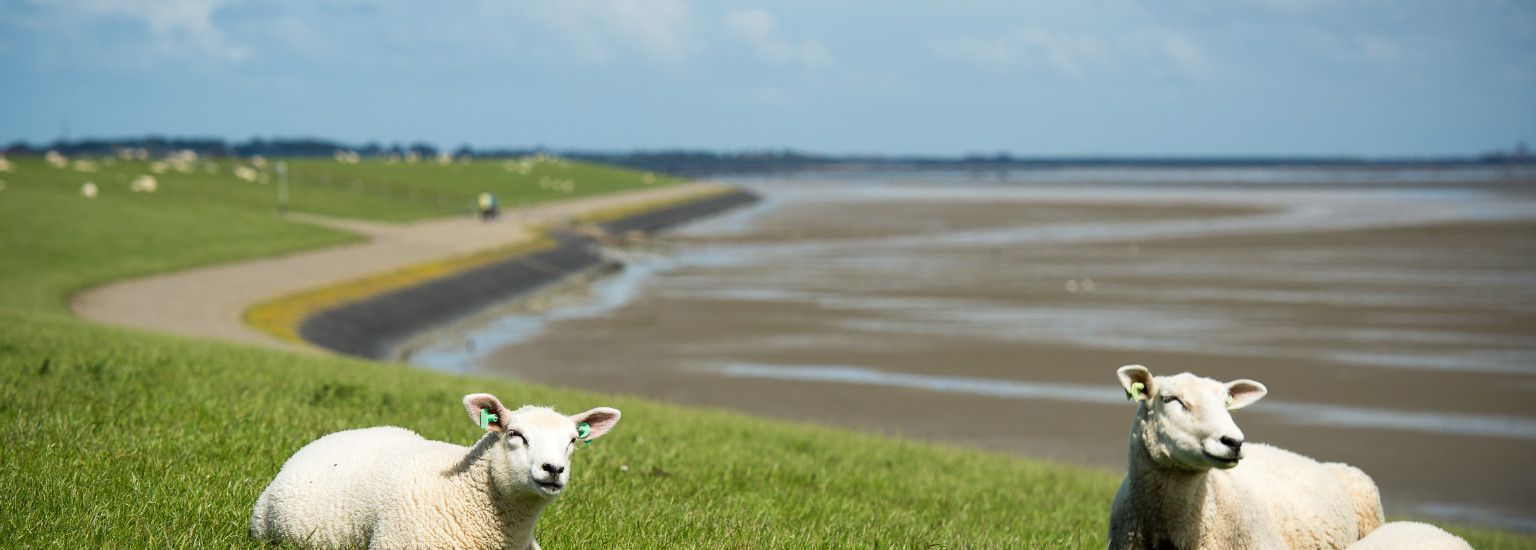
xmin=578 ymin=422 xmax=592 ymax=445
xmin=479 ymin=408 xmax=499 ymax=430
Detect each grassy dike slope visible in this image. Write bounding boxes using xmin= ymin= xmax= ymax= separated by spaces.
xmin=0 ymin=157 xmax=1528 ymax=547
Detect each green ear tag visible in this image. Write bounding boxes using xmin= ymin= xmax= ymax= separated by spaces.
xmin=479 ymin=408 xmax=499 ymax=430
xmin=1126 ymin=381 xmax=1146 ymax=401
xmin=577 ymin=422 xmax=592 ymax=445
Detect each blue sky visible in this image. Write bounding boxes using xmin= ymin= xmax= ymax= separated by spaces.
xmin=2 ymin=0 xmax=1533 ymax=156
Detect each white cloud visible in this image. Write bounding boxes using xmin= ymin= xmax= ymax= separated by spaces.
xmin=931 ymin=27 xmax=1209 ymax=81
xmin=269 ymin=16 xmax=340 ymax=58
xmin=62 ymin=0 xmax=250 ymax=62
xmin=1299 ymin=30 xmax=1405 ymax=65
xmin=530 ymin=0 xmax=699 ymax=66
xmin=723 ymin=8 xmax=831 ymax=69
xmin=930 ymin=35 xmax=1019 ymax=74
xmin=1146 ymin=30 xmax=1210 ymax=79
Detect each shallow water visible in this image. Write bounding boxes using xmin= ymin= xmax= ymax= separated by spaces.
xmin=411 ymin=169 xmax=1536 ymax=530
xmin=419 ymin=179 xmax=1536 ymax=376
xmin=706 ymin=362 xmax=1536 ymax=440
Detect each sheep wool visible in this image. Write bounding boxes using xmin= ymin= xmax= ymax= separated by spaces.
xmin=1107 ymin=365 xmax=1384 ymax=549
xmin=130 ymin=175 xmax=157 ymax=193
xmin=250 ymin=394 xmax=621 ymax=549
xmin=1349 ymin=521 xmax=1472 ymax=550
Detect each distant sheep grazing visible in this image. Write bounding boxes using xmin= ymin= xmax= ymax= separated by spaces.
xmin=233 ymin=166 xmax=259 ymax=182
xmin=1349 ymin=521 xmax=1471 ymax=549
xmin=250 ymin=393 xmax=621 ymax=548
xmin=1108 ymin=365 xmax=1384 ymax=549
xmin=130 ymin=175 xmax=158 ymax=193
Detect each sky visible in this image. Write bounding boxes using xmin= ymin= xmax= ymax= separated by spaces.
xmin=1 ymin=0 xmax=1533 ymax=157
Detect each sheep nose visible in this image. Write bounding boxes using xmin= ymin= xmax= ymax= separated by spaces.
xmin=1219 ymin=436 xmax=1243 ymax=453
xmin=541 ymin=463 xmax=565 ymax=475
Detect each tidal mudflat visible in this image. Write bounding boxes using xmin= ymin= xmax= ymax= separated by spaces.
xmin=415 ymin=170 xmax=1536 ymax=530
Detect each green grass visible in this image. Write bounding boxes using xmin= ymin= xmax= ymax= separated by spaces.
xmin=0 ymin=160 xmax=359 ymax=315
xmin=0 ymin=156 xmax=672 ymax=314
xmin=0 ymin=155 xmax=1532 ymax=547
xmin=279 ymin=157 xmax=678 ymax=221
xmin=0 ymin=313 xmax=1118 ymax=546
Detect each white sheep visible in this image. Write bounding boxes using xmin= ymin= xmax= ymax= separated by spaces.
xmin=80 ymin=182 xmax=98 ymax=198
xmin=233 ymin=165 xmax=259 ymax=182
xmin=167 ymin=150 xmax=198 ymax=173
xmin=130 ymin=175 xmax=158 ymax=193
xmin=1348 ymin=521 xmax=1471 ymax=549
xmin=1108 ymin=365 xmax=1384 ymax=549
xmin=250 ymin=393 xmax=621 ymax=548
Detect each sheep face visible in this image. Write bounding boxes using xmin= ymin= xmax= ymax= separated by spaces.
xmin=462 ymin=394 xmax=621 ymax=499
xmin=1118 ymin=365 xmax=1266 ymax=472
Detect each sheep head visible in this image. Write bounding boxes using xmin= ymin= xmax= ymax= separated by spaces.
xmin=462 ymin=393 xmax=621 ymax=498
xmin=1117 ymin=365 xmax=1266 ymax=472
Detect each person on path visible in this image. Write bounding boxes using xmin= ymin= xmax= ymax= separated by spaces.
xmin=477 ymin=191 xmax=499 ymax=221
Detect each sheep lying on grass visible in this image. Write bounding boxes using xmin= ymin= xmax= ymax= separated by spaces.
xmin=1349 ymin=521 xmax=1471 ymax=549
xmin=1108 ymin=365 xmax=1384 ymax=549
xmin=250 ymin=393 xmax=621 ymax=548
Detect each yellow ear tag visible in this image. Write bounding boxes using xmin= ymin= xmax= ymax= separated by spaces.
xmin=1126 ymin=381 xmax=1146 ymax=401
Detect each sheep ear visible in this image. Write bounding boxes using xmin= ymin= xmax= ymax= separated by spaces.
xmin=1225 ymin=380 xmax=1267 ymax=410
xmin=1117 ymin=365 xmax=1155 ymax=402
xmin=570 ymin=407 xmax=621 ymax=440
xmin=463 ymin=393 xmax=508 ymax=432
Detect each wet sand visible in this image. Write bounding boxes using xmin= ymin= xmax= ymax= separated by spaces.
xmin=301 ymin=190 xmax=759 ymax=359
xmin=432 ymin=180 xmax=1536 ymax=530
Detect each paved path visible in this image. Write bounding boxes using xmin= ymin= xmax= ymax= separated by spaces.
xmin=70 ymin=183 xmax=730 ymax=353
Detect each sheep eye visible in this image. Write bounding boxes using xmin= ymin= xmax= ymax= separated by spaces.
xmin=509 ymin=431 xmax=528 ymax=445
xmin=1161 ymin=396 xmax=1184 ymax=408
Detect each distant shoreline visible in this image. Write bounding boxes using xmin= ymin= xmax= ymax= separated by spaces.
xmin=10 ymin=136 xmax=1535 ymax=179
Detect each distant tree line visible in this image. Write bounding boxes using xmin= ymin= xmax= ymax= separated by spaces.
xmin=2 ymin=136 xmax=452 ymax=160
xmin=4 ymin=135 xmax=1530 ymax=177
